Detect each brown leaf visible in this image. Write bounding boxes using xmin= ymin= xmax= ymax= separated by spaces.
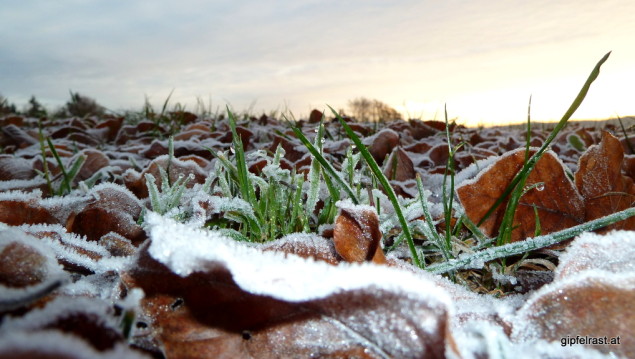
xmin=261 ymin=234 xmax=340 ymax=265
xmin=333 ymin=204 xmax=386 ymax=264
xmin=0 ymin=331 xmax=150 ymax=359
xmin=0 ymin=241 xmax=48 ymax=288
xmin=456 ymin=149 xmax=585 ymax=242
xmin=513 ymin=273 xmax=635 ymax=358
xmin=121 ymin=214 xmax=454 ymax=358
xmin=0 ymin=229 xmax=66 ymax=312
xmin=0 ymin=198 xmax=58 ymax=226
xmin=98 ymin=232 xmax=137 ymax=257
xmin=575 ymin=131 xmax=635 ymax=231
xmin=625 ymin=154 xmax=635 ymax=180
xmin=555 ymin=230 xmax=635 ymax=281
xmin=383 ymin=147 xmax=416 ymax=182
xmin=268 ymin=134 xmax=306 ymax=163
xmin=74 ymin=149 xmax=110 ymax=182
xmin=308 ymin=109 xmax=323 ymax=123
xmin=123 ymin=156 xmax=207 ymax=199
xmin=95 ymin=116 xmax=124 ymax=141
xmin=0 ymin=155 xmax=36 ymax=181
xmin=66 ymin=184 xmax=145 ymax=244
xmin=366 ymin=129 xmax=399 ymax=165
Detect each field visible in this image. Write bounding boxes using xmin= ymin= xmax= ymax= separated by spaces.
xmin=0 ymin=54 xmax=634 ymax=358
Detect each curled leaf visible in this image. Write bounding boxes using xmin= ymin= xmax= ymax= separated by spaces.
xmin=334 ymin=201 xmax=386 ymax=264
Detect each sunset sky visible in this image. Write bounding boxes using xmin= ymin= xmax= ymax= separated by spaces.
xmin=2 ymin=0 xmax=635 ymax=126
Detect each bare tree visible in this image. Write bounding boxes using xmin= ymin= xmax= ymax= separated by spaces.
xmin=348 ymin=97 xmax=402 ymax=121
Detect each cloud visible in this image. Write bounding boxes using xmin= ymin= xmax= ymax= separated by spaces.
xmin=2 ymin=0 xmax=635 ymax=123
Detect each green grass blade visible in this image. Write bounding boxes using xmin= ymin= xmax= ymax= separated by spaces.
xmin=477 ymin=52 xmax=611 ymax=227
xmin=65 ymin=155 xmax=86 ymax=188
xmin=289 ymin=119 xmax=359 ymax=204
xmin=227 ymin=106 xmax=257 ymax=206
xmin=331 ymin=106 xmax=422 ymax=268
xmin=46 ymin=138 xmax=72 ymax=194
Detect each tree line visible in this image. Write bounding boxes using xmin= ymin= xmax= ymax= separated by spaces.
xmin=0 ymin=91 xmax=105 ymax=118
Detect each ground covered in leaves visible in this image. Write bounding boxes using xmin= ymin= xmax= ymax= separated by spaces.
xmin=0 ymin=110 xmax=634 ymax=358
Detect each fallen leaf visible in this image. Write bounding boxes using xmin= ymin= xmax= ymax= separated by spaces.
xmin=0 ymin=197 xmax=58 ymax=226
xmin=308 ymin=109 xmax=323 ymax=123
xmin=121 ymin=213 xmax=454 ymax=359
xmin=512 ymin=272 xmax=635 ymax=358
xmin=74 ymin=149 xmax=110 ymax=182
xmin=383 ymin=147 xmax=416 ymax=182
xmin=365 ymin=129 xmax=400 ymax=165
xmin=0 ymin=331 xmax=150 ymax=359
xmin=575 ymin=131 xmax=635 ymax=231
xmin=0 ymin=155 xmax=36 ymax=181
xmin=555 ymin=230 xmax=635 ymax=281
xmin=268 ymin=135 xmax=306 ymax=163
xmin=456 ymin=148 xmax=585 ymax=242
xmin=66 ymin=184 xmax=145 ymax=244
xmin=123 ymin=156 xmax=207 ymax=199
xmin=0 ymin=228 xmax=67 ymax=312
xmin=333 ymin=202 xmax=386 ymax=264
xmin=261 ymin=233 xmax=340 ymax=265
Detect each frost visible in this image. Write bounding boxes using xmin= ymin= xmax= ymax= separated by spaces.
xmin=0 ymin=295 xmax=117 ymax=333
xmin=0 ymin=331 xmax=150 ymax=359
xmin=18 ymin=223 xmax=130 ymax=274
xmin=0 ymin=177 xmax=48 ymax=192
xmin=556 ymin=230 xmax=635 ymax=280
xmin=0 ymin=228 xmax=68 ymax=311
xmin=144 ymin=212 xmax=452 ymax=306
xmin=512 ymin=270 xmax=635 ymax=357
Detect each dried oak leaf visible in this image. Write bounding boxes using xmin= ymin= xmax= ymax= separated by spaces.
xmin=334 ymin=202 xmax=386 ymax=264
xmin=456 ymin=148 xmax=585 ymax=242
xmin=512 ymin=272 xmax=635 ymax=359
xmin=574 ymin=131 xmax=635 ymax=231
xmin=625 ymin=154 xmax=635 ymax=182
xmin=121 ymin=213 xmax=454 ymax=359
xmin=1 ymin=296 xmax=124 ymax=352
xmin=23 ymin=224 xmax=123 ymax=275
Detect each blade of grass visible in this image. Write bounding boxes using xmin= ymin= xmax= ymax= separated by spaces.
xmin=477 ymin=51 xmax=611 ymax=227
xmin=288 ymin=117 xmax=359 ymax=204
xmin=428 ymin=207 xmax=635 ymax=274
xmin=330 ymin=105 xmax=422 ymax=268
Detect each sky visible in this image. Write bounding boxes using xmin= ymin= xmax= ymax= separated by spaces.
xmin=2 ymin=0 xmax=635 ymax=126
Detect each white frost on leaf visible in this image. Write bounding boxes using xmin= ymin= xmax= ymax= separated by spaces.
xmin=144 ymin=212 xmax=452 ymax=306
xmin=555 ymin=230 xmax=635 ymax=280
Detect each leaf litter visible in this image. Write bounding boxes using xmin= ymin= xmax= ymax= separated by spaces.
xmin=1 ymin=58 xmax=634 ymax=357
